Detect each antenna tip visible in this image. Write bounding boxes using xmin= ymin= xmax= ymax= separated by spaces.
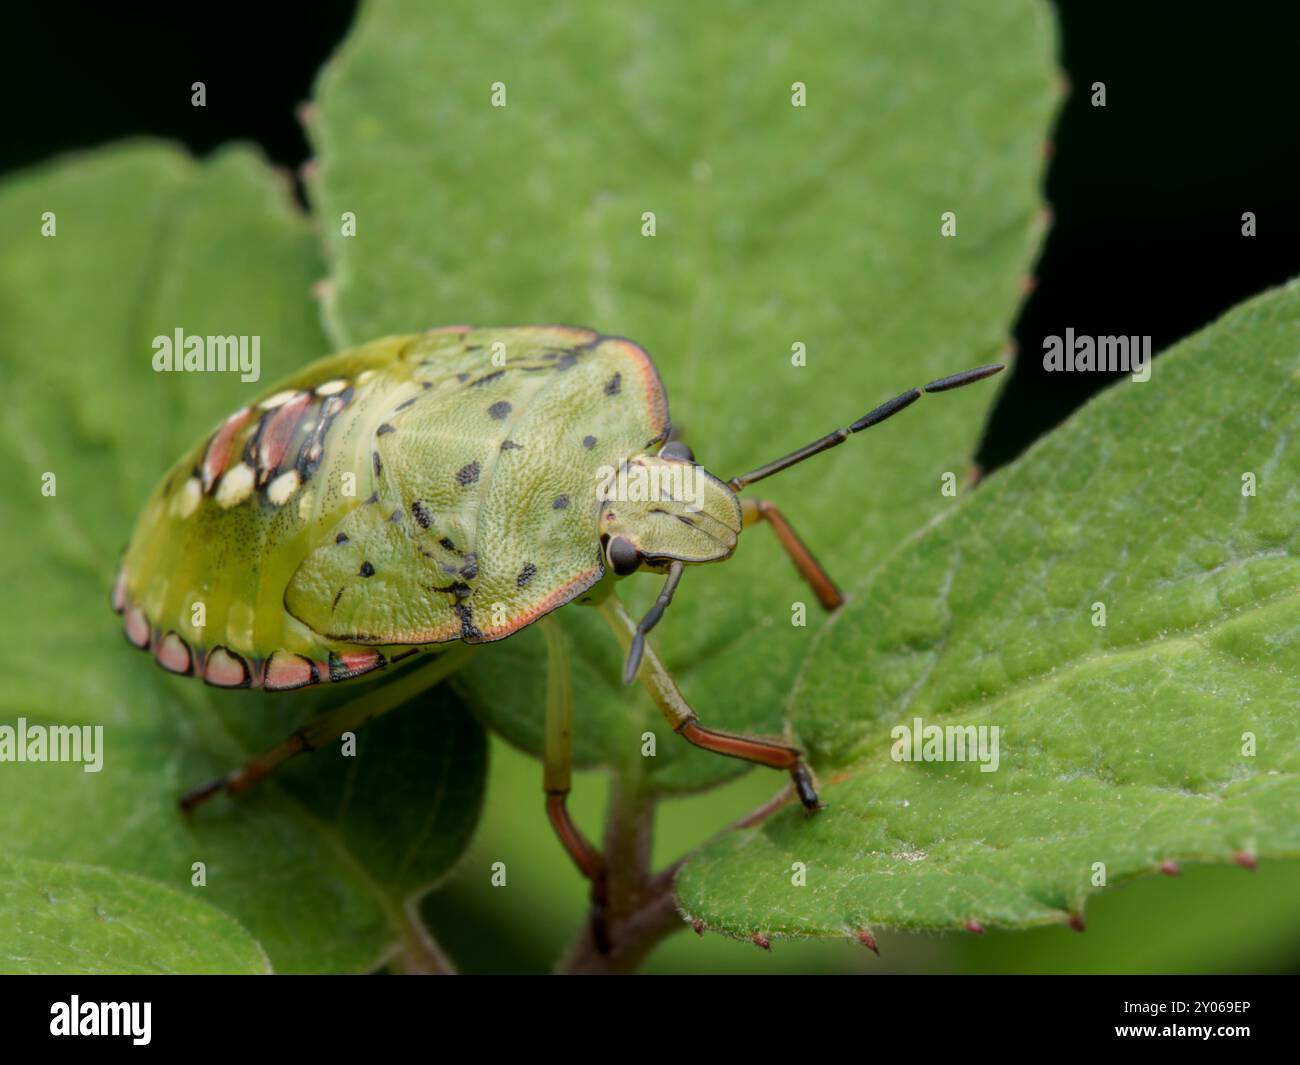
xmin=922 ymin=363 xmax=1006 ymax=393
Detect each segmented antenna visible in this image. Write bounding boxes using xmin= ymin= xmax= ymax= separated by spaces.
xmin=727 ymin=363 xmax=1005 ymax=491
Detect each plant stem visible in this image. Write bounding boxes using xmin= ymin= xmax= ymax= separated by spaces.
xmin=558 ymin=878 xmax=684 ymax=974
xmin=557 ymin=781 xmax=799 ymax=973
xmin=602 ymin=773 xmax=654 ymax=925
xmin=390 ymin=897 xmax=457 ymax=975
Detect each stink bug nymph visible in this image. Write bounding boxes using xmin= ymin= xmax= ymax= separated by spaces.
xmin=114 ymin=325 xmax=1001 ymax=946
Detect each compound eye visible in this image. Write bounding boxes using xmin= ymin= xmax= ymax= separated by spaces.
xmin=606 ymin=535 xmax=642 ymax=576
xmin=659 ymin=441 xmax=695 ymax=463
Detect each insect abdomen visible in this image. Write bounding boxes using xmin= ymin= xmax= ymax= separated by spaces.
xmin=116 ymin=337 xmax=420 ymax=689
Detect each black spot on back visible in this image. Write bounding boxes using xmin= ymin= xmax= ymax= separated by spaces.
xmin=488 ymin=400 xmax=512 ymax=420
xmin=604 ymin=373 xmax=622 ymax=395
xmin=453 ymin=602 xmax=482 ymax=639
xmin=517 ymin=562 xmax=536 ymax=587
xmin=389 ymin=508 xmax=403 ymax=523
xmin=395 ymin=396 xmax=418 ymax=412
xmin=241 ymin=409 xmax=272 ymax=468
xmin=411 ymin=499 xmax=432 ymax=529
xmin=295 ymin=391 xmax=350 ymax=483
xmin=359 ymin=561 xmax=375 ymax=577
xmin=555 ymin=353 xmax=578 ymax=371
xmin=439 ymin=536 xmax=457 ymax=552
xmin=377 ymin=423 xmax=395 ymax=436
xmin=456 ymin=461 xmax=480 ymax=486
xmin=501 ymin=439 xmax=523 ymax=451
xmin=372 ymin=452 xmax=383 ymax=477
xmin=336 ymin=532 xmax=349 ymax=544
xmin=365 ymin=491 xmax=380 ymax=504
xmin=471 ymin=370 xmax=504 ymax=388
xmin=583 ymin=435 xmax=597 ymax=449
xmin=460 ymin=553 xmax=478 ymax=579
xmin=552 ymin=495 xmax=569 ymax=509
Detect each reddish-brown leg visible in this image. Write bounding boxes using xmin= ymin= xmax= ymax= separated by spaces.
xmin=540 ymin=617 xmax=610 ymax=951
xmin=599 ymin=597 xmax=822 ymax=810
xmin=741 ymin=498 xmax=844 ymax=612
xmin=179 ymin=646 xmax=470 ymax=812
xmin=676 ymin=719 xmax=820 ymax=808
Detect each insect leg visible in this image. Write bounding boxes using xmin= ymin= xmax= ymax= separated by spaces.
xmin=539 ymin=616 xmax=611 ymax=951
xmin=741 ymin=498 xmax=843 ymax=612
xmin=179 ymin=646 xmax=473 ymax=812
xmin=598 ymin=596 xmax=821 ymax=810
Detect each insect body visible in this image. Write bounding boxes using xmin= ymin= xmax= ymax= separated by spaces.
xmin=114 ymin=324 xmax=1001 ymax=948
xmin=115 ymin=325 xmax=676 ymax=685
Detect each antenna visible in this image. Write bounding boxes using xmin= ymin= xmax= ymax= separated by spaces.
xmin=727 ymin=364 xmax=1004 ymax=491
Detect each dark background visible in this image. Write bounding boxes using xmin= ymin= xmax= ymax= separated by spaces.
xmin=3 ymin=0 xmax=1297 ymax=469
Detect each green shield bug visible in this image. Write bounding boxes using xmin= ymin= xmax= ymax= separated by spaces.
xmin=114 ymin=324 xmax=1001 ymax=943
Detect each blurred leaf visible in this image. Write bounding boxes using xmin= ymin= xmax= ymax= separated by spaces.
xmin=0 ymin=855 xmax=269 ymax=975
xmin=958 ymin=861 xmax=1300 ymax=975
xmin=0 ymin=143 xmax=487 ymax=973
xmin=308 ymin=0 xmax=1060 ymax=792
xmin=678 ymin=280 xmax=1300 ymax=937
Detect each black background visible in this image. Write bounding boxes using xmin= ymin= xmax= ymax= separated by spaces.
xmin=3 ymin=0 xmax=1297 ymax=471
xmin=0 ymin=974 xmax=1288 ymax=1049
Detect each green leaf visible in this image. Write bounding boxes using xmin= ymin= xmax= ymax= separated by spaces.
xmin=308 ymin=0 xmax=1060 ymax=791
xmin=0 ymin=143 xmax=487 ymax=972
xmin=677 ymin=280 xmax=1300 ymax=938
xmin=0 ymin=856 xmax=269 ymax=974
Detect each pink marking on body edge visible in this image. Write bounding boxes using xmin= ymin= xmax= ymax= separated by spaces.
xmin=155 ymin=632 xmax=192 ymax=675
xmin=604 ymin=337 xmax=669 ymax=439
xmin=475 ymin=564 xmax=603 ymax=642
xmin=111 ymin=569 xmax=128 ymax=613
xmin=124 ymin=607 xmax=150 ymax=648
xmin=257 ymin=392 xmax=312 ymax=479
xmin=535 ymin=324 xmax=597 ymax=343
xmin=330 ymin=650 xmax=384 ymax=681
xmin=203 ymin=647 xmax=251 ymax=688
xmin=263 ymin=650 xmax=319 ymax=691
xmin=201 ymin=407 xmax=253 ymax=492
